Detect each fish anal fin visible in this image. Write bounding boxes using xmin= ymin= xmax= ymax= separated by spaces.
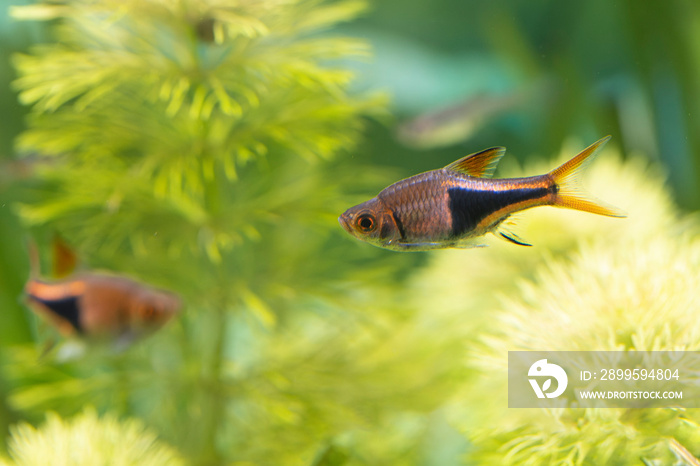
xmin=496 ymin=228 xmax=532 ymax=247
xmin=444 ymin=147 xmax=506 ymax=178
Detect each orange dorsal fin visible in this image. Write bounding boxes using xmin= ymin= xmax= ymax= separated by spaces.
xmin=548 ymin=136 xmax=626 ymax=217
xmin=27 ymin=238 xmax=41 ymax=280
xmin=444 ymin=147 xmax=506 ymax=178
xmin=52 ymin=234 xmax=78 ymax=278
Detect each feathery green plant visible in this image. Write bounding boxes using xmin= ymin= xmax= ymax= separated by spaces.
xmin=460 ymin=235 xmax=700 ymax=465
xmin=403 ymin=143 xmax=700 ymax=465
xmin=9 ymin=2 xmax=694 ymax=463
xmin=11 ymin=0 xmax=379 ymax=262
xmin=1 ymin=408 xmax=183 ymax=466
xmin=5 ymin=1 xmax=467 ymax=464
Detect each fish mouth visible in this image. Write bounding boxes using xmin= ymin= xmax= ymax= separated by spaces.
xmin=338 ymin=214 xmax=353 ymax=235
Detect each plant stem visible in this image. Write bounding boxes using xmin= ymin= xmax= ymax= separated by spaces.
xmin=196 ymin=291 xmax=228 ymax=465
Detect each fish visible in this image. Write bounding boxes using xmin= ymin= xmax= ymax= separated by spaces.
xmin=24 ymin=237 xmax=181 ymax=347
xmin=26 ymin=275 xmax=181 ymax=342
xmin=339 ymin=136 xmax=625 ymax=251
xmin=396 ymin=92 xmax=524 ymax=149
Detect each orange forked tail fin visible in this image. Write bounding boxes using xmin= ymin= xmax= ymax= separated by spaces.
xmin=548 ymin=136 xmax=626 ymax=217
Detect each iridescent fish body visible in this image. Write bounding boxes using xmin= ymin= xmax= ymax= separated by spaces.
xmin=339 ymin=136 xmax=624 ymax=251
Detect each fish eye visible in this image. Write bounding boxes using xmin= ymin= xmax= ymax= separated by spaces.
xmin=141 ymin=304 xmax=156 ymax=320
xmin=356 ymin=214 xmax=376 ymax=232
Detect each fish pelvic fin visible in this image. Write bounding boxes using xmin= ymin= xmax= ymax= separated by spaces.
xmin=444 ymin=147 xmax=506 ymax=178
xmin=548 ymin=136 xmax=626 ymax=218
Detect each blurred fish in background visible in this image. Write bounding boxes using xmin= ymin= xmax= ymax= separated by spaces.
xmin=395 ymin=79 xmax=552 ymax=149
xmin=395 ymin=91 xmax=526 ymax=149
xmin=24 ymin=236 xmax=181 ymax=355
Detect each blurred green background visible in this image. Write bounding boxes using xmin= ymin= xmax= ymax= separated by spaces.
xmin=0 ymin=0 xmax=699 ymax=465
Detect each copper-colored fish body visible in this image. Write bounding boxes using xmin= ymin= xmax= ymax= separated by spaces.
xmin=25 ymin=273 xmax=181 ymax=341
xmin=340 ymin=136 xmax=624 ymax=251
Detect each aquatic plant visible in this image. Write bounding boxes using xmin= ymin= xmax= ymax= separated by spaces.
xmin=404 ymin=143 xmax=700 ymax=464
xmin=5 ymin=0 xmax=698 ymax=463
xmin=11 ymin=0 xmax=380 ymax=261
xmin=459 ymin=234 xmax=700 ymax=464
xmin=0 ymin=407 xmax=183 ymax=466
xmin=4 ymin=1 xmax=465 ymax=464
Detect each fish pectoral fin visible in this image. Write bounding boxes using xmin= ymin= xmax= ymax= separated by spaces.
xmin=495 ymin=228 xmax=532 ymax=247
xmin=444 ymin=146 xmax=506 ymax=178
